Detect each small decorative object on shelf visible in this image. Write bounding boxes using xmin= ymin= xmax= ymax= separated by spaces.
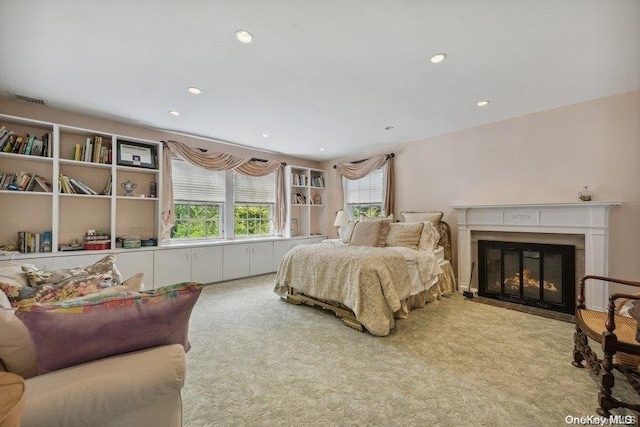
xmin=578 ymin=186 xmax=593 ymax=202
xmin=121 ymin=180 xmax=137 ymax=197
xmin=84 ymin=230 xmax=111 ymax=250
xmin=313 ymin=195 xmax=321 ymax=205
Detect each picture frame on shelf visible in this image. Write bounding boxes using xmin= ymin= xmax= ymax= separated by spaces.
xmin=290 ymin=219 xmax=299 ymax=237
xmin=116 ymin=140 xmax=157 ymax=169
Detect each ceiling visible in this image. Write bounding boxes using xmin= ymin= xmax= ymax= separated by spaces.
xmin=1 ymin=1 xmax=638 ymax=161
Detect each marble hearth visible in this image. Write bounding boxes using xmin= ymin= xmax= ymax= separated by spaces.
xmin=452 ymin=202 xmax=621 ymax=311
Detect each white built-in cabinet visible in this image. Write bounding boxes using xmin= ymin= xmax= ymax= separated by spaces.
xmin=0 ymin=113 xmax=329 ymax=290
xmin=222 ymin=242 xmax=274 ymax=281
xmin=285 ymin=165 xmax=327 ymax=238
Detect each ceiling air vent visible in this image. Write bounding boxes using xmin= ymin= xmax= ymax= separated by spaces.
xmin=12 ymin=93 xmax=47 ymax=106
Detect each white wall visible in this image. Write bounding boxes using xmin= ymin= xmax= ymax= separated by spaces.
xmin=323 ymin=90 xmax=640 ymax=289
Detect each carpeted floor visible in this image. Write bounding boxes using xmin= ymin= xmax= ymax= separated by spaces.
xmin=182 ymin=274 xmax=638 ymax=426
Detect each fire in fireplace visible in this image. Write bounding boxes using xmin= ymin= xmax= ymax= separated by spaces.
xmin=478 ymin=240 xmax=575 ymax=315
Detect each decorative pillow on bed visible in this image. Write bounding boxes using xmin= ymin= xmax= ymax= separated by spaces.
xmin=341 ymin=220 xmax=359 ymax=243
xmin=400 ymin=211 xmax=443 ymax=224
xmin=350 ymin=220 xmax=390 ymax=247
xmin=418 ymin=221 xmax=441 ymax=251
xmin=16 ymin=281 xmax=204 ymax=374
xmin=385 ymin=222 xmax=424 ymax=250
xmin=22 ymin=254 xmax=122 ymax=288
xmin=360 ymin=214 xmax=394 ymax=222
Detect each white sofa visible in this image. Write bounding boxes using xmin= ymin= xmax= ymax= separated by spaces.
xmin=16 ymin=344 xmax=186 ymax=427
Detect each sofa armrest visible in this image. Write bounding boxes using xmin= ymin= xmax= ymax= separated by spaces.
xmin=22 ymin=344 xmax=185 ymax=427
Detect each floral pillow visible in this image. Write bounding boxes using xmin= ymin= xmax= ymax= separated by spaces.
xmin=1 ymin=278 xmax=107 ymax=308
xmin=16 ymin=281 xmax=204 ymax=373
xmin=22 ymin=254 xmax=122 ymax=288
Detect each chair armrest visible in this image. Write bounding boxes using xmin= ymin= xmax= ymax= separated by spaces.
xmin=22 ymin=344 xmax=185 ymax=427
xmin=577 ymin=275 xmax=640 ymax=309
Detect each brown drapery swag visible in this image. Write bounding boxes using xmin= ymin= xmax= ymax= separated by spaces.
xmin=161 ymin=140 xmax=286 ymax=241
xmin=335 ymin=153 xmax=395 ymax=218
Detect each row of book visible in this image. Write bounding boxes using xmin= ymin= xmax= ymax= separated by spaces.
xmin=58 ymin=174 xmax=112 ymax=196
xmin=18 ymin=230 xmax=52 ymax=253
xmin=291 ymin=193 xmax=307 ymax=204
xmin=291 ymin=174 xmax=308 ymax=186
xmin=72 ymin=136 xmax=112 ymax=164
xmin=0 ymin=171 xmax=52 ymax=192
xmin=310 ymin=175 xmax=325 ymax=188
xmin=0 ymin=126 xmax=53 ymax=157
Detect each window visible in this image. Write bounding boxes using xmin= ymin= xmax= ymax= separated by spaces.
xmin=234 ymin=172 xmax=275 ymax=237
xmin=171 ymin=158 xmax=225 ymax=239
xmin=344 ymin=168 xmax=383 ymax=218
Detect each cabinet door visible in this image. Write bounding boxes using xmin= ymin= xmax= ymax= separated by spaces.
xmin=272 ymin=240 xmax=304 ymax=272
xmin=222 ymin=244 xmax=250 ymax=281
xmin=153 ymin=248 xmax=191 ymax=288
xmin=191 ymin=246 xmax=223 ymax=284
xmin=115 ymin=250 xmax=155 ymax=289
xmin=249 ymin=242 xmax=274 ymax=276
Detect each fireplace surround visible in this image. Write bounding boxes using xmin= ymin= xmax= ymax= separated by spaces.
xmin=452 ymin=202 xmax=621 ymax=311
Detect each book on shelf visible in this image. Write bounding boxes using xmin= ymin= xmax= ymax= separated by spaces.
xmin=101 ymin=174 xmax=112 ymax=195
xmin=34 ymin=175 xmax=52 ymax=192
xmin=30 ymin=139 xmax=44 ymax=156
xmin=69 ymin=177 xmax=98 ymax=195
xmin=22 ymin=134 xmax=35 ymax=155
xmin=17 ymin=230 xmax=53 ymax=253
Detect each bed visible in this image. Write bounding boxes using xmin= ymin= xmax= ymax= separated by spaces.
xmin=274 ymin=216 xmax=455 ymax=336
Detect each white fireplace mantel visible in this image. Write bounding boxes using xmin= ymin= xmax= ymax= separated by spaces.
xmin=451 ymin=202 xmax=621 ymax=311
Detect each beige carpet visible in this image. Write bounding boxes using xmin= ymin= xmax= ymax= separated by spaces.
xmin=182 ymin=274 xmax=638 ymax=426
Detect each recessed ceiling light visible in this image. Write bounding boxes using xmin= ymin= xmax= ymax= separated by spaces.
xmin=261 ymin=134 xmax=269 ymax=138
xmin=476 ymin=100 xmax=490 ymax=107
xmin=430 ymin=53 xmax=447 ymax=64
xmin=319 ymin=147 xmax=326 ymax=151
xmin=385 ymin=126 xmax=394 ymax=130
xmin=187 ymin=87 xmax=201 ymax=94
xmin=169 ymin=110 xmax=180 ymax=116
xmin=235 ymin=30 xmax=254 ymax=43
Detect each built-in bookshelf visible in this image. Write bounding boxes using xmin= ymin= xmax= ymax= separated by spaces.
xmin=0 ymin=114 xmax=162 ymax=254
xmin=285 ymin=165 xmax=327 ymax=237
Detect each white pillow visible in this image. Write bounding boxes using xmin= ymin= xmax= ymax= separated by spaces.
xmin=0 ymin=290 xmax=11 ymax=309
xmin=400 ymin=211 xmax=443 ymax=224
xmin=0 ymin=263 xmax=35 ymax=287
xmin=418 ymin=221 xmax=441 ymax=251
xmin=385 ymin=222 xmax=424 ymax=250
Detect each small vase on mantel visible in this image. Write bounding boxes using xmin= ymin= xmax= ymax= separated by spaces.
xmin=578 ymin=186 xmax=593 ymax=202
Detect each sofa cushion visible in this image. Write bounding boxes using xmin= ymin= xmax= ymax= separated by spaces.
xmin=16 ymin=281 xmax=204 ymax=374
xmin=22 ymin=254 xmax=122 ymax=288
xmin=0 ymin=309 xmax=38 ymax=379
xmin=0 ymin=263 xmax=34 ymax=287
xmin=400 ymin=211 xmax=443 ymax=224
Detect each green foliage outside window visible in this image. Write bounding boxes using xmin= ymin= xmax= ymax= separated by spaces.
xmin=348 ymin=204 xmax=382 ymax=219
xmin=234 ymin=204 xmax=273 ymax=237
xmin=171 ymin=203 xmax=221 ymax=239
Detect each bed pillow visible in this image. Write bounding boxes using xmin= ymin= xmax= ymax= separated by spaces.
xmin=64 ymin=273 xmax=145 ymax=301
xmin=22 ymin=254 xmax=122 ymax=288
xmin=385 ymin=222 xmax=424 ymax=250
xmin=418 ymin=221 xmax=441 ymax=251
xmin=16 ymin=281 xmax=204 ymax=374
xmin=400 ymin=211 xmax=443 ymax=224
xmin=341 ymin=220 xmax=359 ymax=243
xmin=350 ymin=220 xmax=390 ymax=247
xmin=0 ymin=308 xmax=38 ymax=379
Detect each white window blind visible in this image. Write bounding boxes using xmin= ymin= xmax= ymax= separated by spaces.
xmin=172 ymin=158 xmax=225 ymax=202
xmin=234 ymin=172 xmax=275 ymax=203
xmin=345 ymin=168 xmax=383 ymax=204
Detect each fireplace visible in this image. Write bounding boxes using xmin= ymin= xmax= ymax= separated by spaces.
xmin=453 ymin=202 xmax=621 ymax=311
xmin=478 ymin=240 xmax=575 ymax=314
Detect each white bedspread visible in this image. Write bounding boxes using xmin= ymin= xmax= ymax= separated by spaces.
xmin=274 ymin=244 xmax=411 ymax=336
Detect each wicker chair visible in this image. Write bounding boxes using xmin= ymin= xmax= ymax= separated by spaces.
xmin=573 ymin=275 xmax=640 ymax=416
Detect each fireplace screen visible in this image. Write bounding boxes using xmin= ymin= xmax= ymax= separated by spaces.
xmin=478 ymin=240 xmax=575 ymax=314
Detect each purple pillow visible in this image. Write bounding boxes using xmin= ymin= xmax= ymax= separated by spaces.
xmin=16 ymin=282 xmax=203 ymax=374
